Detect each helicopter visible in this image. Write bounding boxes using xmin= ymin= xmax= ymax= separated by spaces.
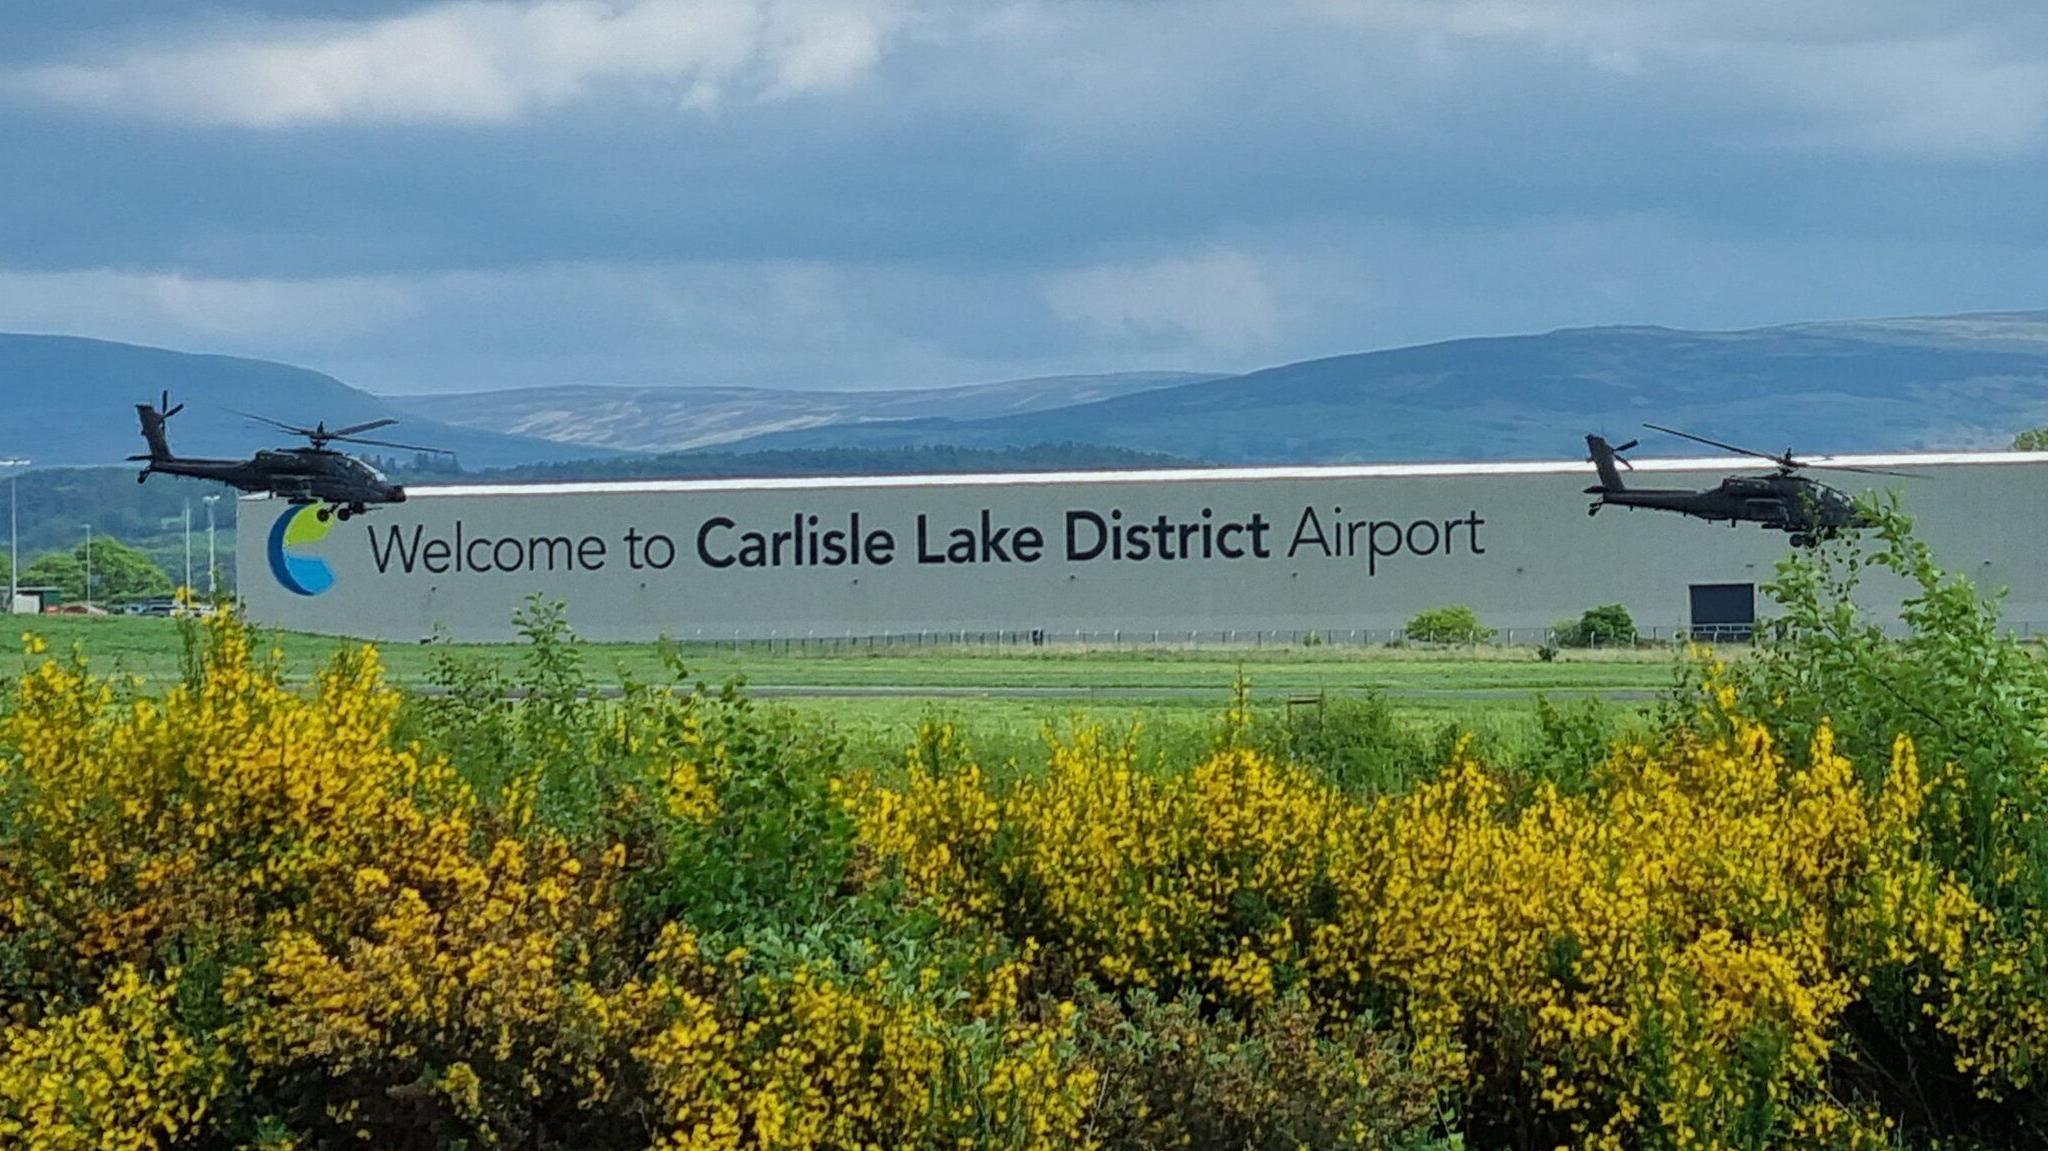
xmin=1583 ymin=423 xmax=1917 ymax=547
xmin=131 ymin=392 xmax=452 ymax=521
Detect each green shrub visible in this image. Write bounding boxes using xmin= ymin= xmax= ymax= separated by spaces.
xmin=1075 ymin=987 xmax=1448 ymax=1151
xmin=1265 ymin=691 xmax=1434 ymax=796
xmin=1553 ymin=604 xmax=1636 ymax=648
xmin=1403 ymin=604 xmax=1493 ymax=645
xmin=1735 ymin=496 xmax=2048 ymax=1120
xmin=1524 ymin=694 xmax=1614 ymax=795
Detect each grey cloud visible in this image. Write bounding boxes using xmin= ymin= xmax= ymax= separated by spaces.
xmin=9 ymin=1 xmax=903 ymax=126
xmin=0 ymin=0 xmax=2042 ymax=393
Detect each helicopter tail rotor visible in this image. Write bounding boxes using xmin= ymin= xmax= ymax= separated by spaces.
xmin=133 ymin=391 xmax=181 ymax=467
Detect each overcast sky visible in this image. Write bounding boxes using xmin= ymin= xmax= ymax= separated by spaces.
xmin=2 ymin=0 xmax=2046 ymax=394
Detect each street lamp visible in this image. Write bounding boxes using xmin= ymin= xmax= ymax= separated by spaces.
xmin=204 ymin=495 xmax=221 ymax=599
xmin=0 ymin=458 xmax=27 ymax=613
xmin=184 ymin=500 xmax=193 ymax=597
xmin=81 ymin=523 xmax=92 ymax=613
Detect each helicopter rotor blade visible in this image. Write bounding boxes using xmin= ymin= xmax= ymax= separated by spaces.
xmin=1642 ymin=423 xmax=1793 ymax=467
xmin=327 ymin=418 xmax=398 ymax=438
xmin=1805 ymin=463 xmax=1926 ymax=480
xmin=231 ymin=409 xmax=316 ymax=437
xmin=331 ymin=434 xmax=456 ymax=455
xmin=1612 ymin=439 xmax=1639 ymax=454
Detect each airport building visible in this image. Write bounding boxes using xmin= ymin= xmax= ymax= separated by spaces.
xmin=239 ymin=451 xmax=2048 ymax=644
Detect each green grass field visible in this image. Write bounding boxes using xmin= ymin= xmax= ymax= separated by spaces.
xmin=16 ymin=615 xmax=1686 ymax=690
xmin=15 ymin=615 xmax=1695 ymax=767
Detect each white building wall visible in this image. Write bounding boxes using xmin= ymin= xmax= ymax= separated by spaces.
xmin=237 ymin=453 xmax=2048 ymax=643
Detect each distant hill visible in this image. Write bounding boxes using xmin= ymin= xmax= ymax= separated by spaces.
xmin=707 ymin=312 xmax=2048 ymax=462
xmin=0 ymin=334 xmax=616 ymax=468
xmin=389 ymin=372 xmax=1220 ymax=453
xmin=468 ymin=442 xmax=1200 ymax=484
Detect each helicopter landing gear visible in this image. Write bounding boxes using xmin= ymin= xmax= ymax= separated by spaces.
xmin=314 ymin=503 xmax=365 ymax=523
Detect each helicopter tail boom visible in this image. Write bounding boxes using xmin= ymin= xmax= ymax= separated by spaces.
xmin=135 ymin=401 xmax=175 ymax=458
xmin=130 ymin=391 xmax=190 ymax=483
xmin=1585 ymin=434 xmax=1631 ymax=494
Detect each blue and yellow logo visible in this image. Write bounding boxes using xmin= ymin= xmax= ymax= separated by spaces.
xmin=268 ymin=505 xmax=335 ymax=596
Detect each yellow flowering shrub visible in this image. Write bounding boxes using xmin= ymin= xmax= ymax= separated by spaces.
xmin=610 ymin=924 xmax=1097 ymax=1151
xmin=9 ymin=595 xmax=2048 ymax=1149
xmin=1839 ymin=736 xmax=2048 ymax=1100
xmin=1316 ymin=719 xmax=1883 ymax=1149
xmin=847 ymin=722 xmax=1343 ymax=998
xmin=0 ymin=965 xmax=223 ymax=1151
xmin=228 ymin=832 xmax=632 ymax=1144
xmin=0 ymin=619 xmax=462 ymax=990
xmin=0 ymin=613 xmax=1103 ymax=1150
xmin=847 ymin=697 xmax=2039 ymax=1148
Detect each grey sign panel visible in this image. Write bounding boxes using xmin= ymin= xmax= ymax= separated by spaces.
xmin=239 ymin=454 xmax=2048 ymax=643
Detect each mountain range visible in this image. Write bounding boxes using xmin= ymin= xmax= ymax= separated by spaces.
xmin=391 ymin=373 xmax=1218 ymax=453
xmin=0 ymin=334 xmax=608 ymax=468
xmin=8 ymin=310 xmax=2048 ymax=471
xmin=679 ymin=312 xmax=2048 ymax=462
xmin=394 ymin=309 xmax=2048 ymax=463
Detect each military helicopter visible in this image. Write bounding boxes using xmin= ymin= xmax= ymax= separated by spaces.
xmin=131 ymin=392 xmax=451 ymax=521
xmin=1584 ymin=423 xmax=1916 ymax=547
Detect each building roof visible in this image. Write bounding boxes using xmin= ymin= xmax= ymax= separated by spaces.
xmin=338 ymin=449 xmax=2048 ymax=500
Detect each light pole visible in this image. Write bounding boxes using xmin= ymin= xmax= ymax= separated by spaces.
xmin=0 ymin=458 xmax=27 ymax=613
xmin=81 ymin=524 xmax=92 ymax=613
xmin=204 ymin=495 xmax=221 ymax=599
xmin=184 ymin=500 xmax=193 ymax=597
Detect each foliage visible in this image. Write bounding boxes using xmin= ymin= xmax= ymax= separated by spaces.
xmin=0 ymin=468 xmax=236 ymax=593
xmin=1075 ymin=987 xmax=1446 ymax=1151
xmin=0 ymin=612 xmax=1092 ymax=1150
xmin=1522 ymin=694 xmax=1616 ymax=794
xmin=1404 ymin=604 xmax=1494 ymax=645
xmin=1553 ymin=604 xmax=1637 ymax=648
xmin=19 ymin=534 xmax=173 ymax=602
xmin=1265 ymin=691 xmax=1435 ymax=796
xmin=847 ymin=698 xmax=1949 ymax=1149
xmin=1739 ymin=496 xmax=2048 ymax=1118
xmin=12 ymin=508 xmax=2048 ymax=1149
xmin=408 ymin=597 xmax=857 ymax=939
xmin=2013 ymin=427 xmax=2048 ymax=452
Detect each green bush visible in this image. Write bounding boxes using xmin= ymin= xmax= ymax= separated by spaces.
xmin=1735 ymin=496 xmax=2048 ymax=1124
xmin=1553 ymin=604 xmax=1636 ymax=648
xmin=1075 ymin=988 xmax=1447 ymax=1151
xmin=20 ymin=534 xmax=173 ymax=603
xmin=1403 ymin=604 xmax=1493 ymax=645
xmin=1524 ymin=694 xmax=1614 ymax=795
xmin=1265 ymin=691 xmax=1434 ymax=796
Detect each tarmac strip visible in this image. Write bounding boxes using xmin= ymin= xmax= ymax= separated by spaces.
xmin=408 ymin=684 xmax=1660 ymax=703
